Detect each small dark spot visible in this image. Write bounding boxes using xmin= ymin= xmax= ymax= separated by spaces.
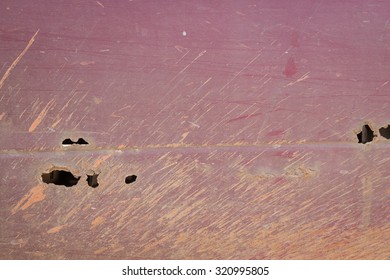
xmin=125 ymin=175 xmax=137 ymax=184
xmin=42 ymin=170 xmax=80 ymax=187
xmin=379 ymin=125 xmax=390 ymax=139
xmin=62 ymin=138 xmax=89 ymax=145
xmin=87 ymin=173 xmax=99 ymax=188
xmin=357 ymin=124 xmax=375 ymax=144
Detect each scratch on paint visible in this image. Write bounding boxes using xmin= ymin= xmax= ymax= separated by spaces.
xmin=51 ymin=118 xmax=62 ymax=128
xmin=170 ymin=50 xmax=206 ymax=81
xmin=96 ymin=1 xmax=105 ymax=8
xmin=361 ymin=177 xmax=373 ymax=229
xmin=284 ymin=72 xmax=310 ymax=87
xmin=226 ymin=112 xmax=263 ymax=123
xmin=219 ymin=50 xmax=263 ymax=93
xmin=12 ymin=185 xmax=46 ymax=214
xmin=179 ymin=131 xmax=190 ymax=143
xmin=28 ymin=99 xmax=55 ymax=132
xmin=0 ymin=30 xmax=39 ymax=91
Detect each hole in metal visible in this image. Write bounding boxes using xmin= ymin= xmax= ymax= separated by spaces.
xmin=125 ymin=175 xmax=137 ymax=184
xmin=357 ymin=124 xmax=375 ymax=144
xmin=62 ymin=138 xmax=89 ymax=146
xmin=86 ymin=173 xmax=99 ymax=188
xmin=42 ymin=170 xmax=80 ymax=187
xmin=379 ymin=125 xmax=390 ymax=139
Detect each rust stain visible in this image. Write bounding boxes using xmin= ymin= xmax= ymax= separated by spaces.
xmin=47 ymin=225 xmax=66 ymax=234
xmin=91 ymin=216 xmax=105 ymax=228
xmin=0 ymin=29 xmax=39 ymax=91
xmin=12 ymin=185 xmax=46 ymax=214
xmin=93 ymin=154 xmax=112 ymax=169
xmin=28 ymin=99 xmax=55 ymax=132
xmin=0 ymin=112 xmax=5 ymax=121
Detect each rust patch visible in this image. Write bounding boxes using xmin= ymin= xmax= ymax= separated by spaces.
xmin=12 ymin=185 xmax=46 ymax=214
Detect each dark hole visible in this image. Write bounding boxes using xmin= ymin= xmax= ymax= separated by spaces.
xmin=76 ymin=138 xmax=89 ymax=145
xmin=379 ymin=125 xmax=390 ymax=139
xmin=62 ymin=138 xmax=88 ymax=145
xmin=62 ymin=138 xmax=73 ymax=145
xmin=42 ymin=170 xmax=80 ymax=187
xmin=125 ymin=175 xmax=137 ymax=184
xmin=86 ymin=173 xmax=99 ymax=188
xmin=357 ymin=124 xmax=375 ymax=144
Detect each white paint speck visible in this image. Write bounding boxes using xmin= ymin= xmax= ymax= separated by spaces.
xmin=182 ymin=31 xmax=187 ymax=36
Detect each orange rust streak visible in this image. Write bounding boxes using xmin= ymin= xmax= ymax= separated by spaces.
xmin=12 ymin=185 xmax=46 ymax=214
xmin=28 ymin=99 xmax=55 ymax=132
xmin=47 ymin=225 xmax=66 ymax=234
xmin=0 ymin=30 xmax=39 ymax=91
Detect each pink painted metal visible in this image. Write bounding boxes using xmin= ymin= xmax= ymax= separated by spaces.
xmin=0 ymin=0 xmax=389 ymax=259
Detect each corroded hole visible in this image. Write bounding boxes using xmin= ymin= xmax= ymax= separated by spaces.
xmin=125 ymin=175 xmax=137 ymax=184
xmin=62 ymin=138 xmax=89 ymax=146
xmin=42 ymin=170 xmax=80 ymax=187
xmin=357 ymin=125 xmax=375 ymax=144
xmin=379 ymin=125 xmax=390 ymax=139
xmin=87 ymin=173 xmax=99 ymax=188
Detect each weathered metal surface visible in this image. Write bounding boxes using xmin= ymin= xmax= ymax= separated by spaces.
xmin=0 ymin=0 xmax=389 ymax=259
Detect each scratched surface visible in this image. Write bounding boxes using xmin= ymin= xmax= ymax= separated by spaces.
xmin=0 ymin=0 xmax=389 ymax=259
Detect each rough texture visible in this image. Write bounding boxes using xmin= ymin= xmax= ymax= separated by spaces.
xmin=0 ymin=0 xmax=389 ymax=259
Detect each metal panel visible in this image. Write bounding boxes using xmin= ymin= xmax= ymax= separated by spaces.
xmin=0 ymin=0 xmax=389 ymax=259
